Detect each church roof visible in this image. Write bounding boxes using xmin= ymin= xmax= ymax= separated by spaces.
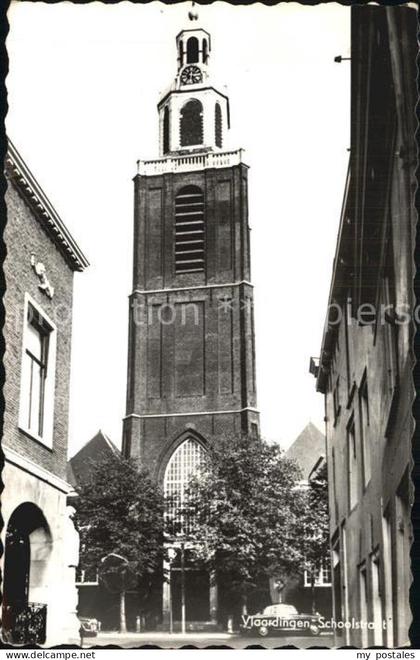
xmin=285 ymin=422 xmax=325 ymax=481
xmin=67 ymin=430 xmax=120 ymax=489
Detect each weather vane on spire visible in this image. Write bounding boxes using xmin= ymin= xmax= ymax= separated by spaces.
xmin=188 ymin=1 xmax=199 ymax=21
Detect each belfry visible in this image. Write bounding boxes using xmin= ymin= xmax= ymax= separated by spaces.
xmin=122 ymin=7 xmax=259 ymax=628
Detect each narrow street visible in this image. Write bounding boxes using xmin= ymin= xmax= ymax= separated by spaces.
xmin=84 ymin=631 xmax=335 ymax=649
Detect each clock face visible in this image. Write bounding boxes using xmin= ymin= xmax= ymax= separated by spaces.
xmin=180 ymin=65 xmax=203 ymax=86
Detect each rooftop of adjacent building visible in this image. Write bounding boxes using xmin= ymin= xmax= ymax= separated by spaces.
xmin=285 ymin=422 xmax=326 ymax=482
xmin=67 ymin=429 xmax=120 ymax=488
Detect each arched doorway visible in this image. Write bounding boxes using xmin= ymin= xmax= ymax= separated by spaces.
xmin=2 ymin=503 xmax=52 ymax=645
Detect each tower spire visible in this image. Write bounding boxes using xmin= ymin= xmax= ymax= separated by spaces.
xmin=188 ymin=1 xmax=199 ymax=22
xmin=157 ymin=5 xmax=231 ymax=156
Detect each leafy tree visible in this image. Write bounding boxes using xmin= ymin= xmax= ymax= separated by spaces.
xmin=185 ymin=434 xmax=310 ymax=619
xmin=298 ymin=460 xmax=330 ymax=613
xmin=74 ymin=453 xmax=165 ymax=632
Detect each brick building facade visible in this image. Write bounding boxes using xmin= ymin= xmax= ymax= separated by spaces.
xmin=122 ymin=19 xmax=259 ymax=629
xmin=2 ymin=141 xmax=88 ymax=645
xmin=314 ymin=6 xmax=416 ymax=647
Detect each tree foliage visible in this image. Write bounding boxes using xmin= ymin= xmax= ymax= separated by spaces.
xmin=185 ymin=435 xmax=310 ymax=606
xmin=299 ymin=460 xmax=330 ymax=578
xmin=74 ymin=452 xmax=165 ymax=590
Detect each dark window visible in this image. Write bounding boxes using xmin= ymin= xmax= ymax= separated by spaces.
xmin=22 ymin=306 xmax=51 ymax=438
xmin=215 ymin=102 xmax=222 ymax=148
xmin=180 ymin=99 xmax=203 ymax=147
xmin=358 ymin=563 xmax=369 ymax=646
xmin=333 ymin=376 xmax=341 ymax=424
xmin=175 ymin=185 xmax=205 ymax=273
xmin=344 ymin=298 xmax=352 ymax=395
xmin=179 ymin=40 xmax=184 ymax=67
xmin=202 ymin=39 xmax=208 ymax=64
xmin=381 ymin=227 xmax=399 ymax=440
xmin=359 ymin=373 xmax=371 ymax=487
xmin=186 ymin=37 xmax=199 ymax=64
xmin=331 ymin=447 xmax=338 ymax=522
xmin=163 ymin=107 xmax=170 ymax=154
xmin=382 ymin=236 xmax=398 ymax=392
xmin=347 ymin=416 xmax=358 ymax=511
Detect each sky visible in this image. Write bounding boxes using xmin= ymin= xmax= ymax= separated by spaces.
xmin=6 ymin=1 xmax=350 ymax=456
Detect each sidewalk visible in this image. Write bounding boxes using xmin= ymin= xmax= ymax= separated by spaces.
xmin=86 ymin=630 xmax=335 ymax=649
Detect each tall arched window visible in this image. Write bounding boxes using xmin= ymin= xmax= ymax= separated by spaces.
xmin=164 ymin=438 xmax=206 ymax=535
xmin=180 ymin=99 xmax=203 ymax=147
xmin=186 ymin=37 xmax=199 ymax=63
xmin=163 ymin=107 xmax=170 ymax=154
xmin=202 ymin=39 xmax=208 ymax=64
xmin=215 ymin=102 xmax=222 ymax=148
xmin=175 ymin=185 xmax=205 ymax=273
xmin=179 ymin=40 xmax=184 ymax=67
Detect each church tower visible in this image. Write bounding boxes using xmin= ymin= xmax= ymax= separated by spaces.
xmin=122 ymin=8 xmax=259 ymax=627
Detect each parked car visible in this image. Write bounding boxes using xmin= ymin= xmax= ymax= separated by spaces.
xmin=79 ymin=617 xmax=101 ymax=637
xmin=241 ymin=603 xmax=322 ymax=637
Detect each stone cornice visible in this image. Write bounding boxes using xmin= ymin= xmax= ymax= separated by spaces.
xmin=5 ymin=139 xmax=89 ymax=272
xmin=316 ymin=161 xmax=351 ymax=394
xmin=157 ymin=85 xmax=229 ymax=110
xmin=130 ymin=280 xmax=253 ymax=296
xmin=124 ymin=407 xmax=259 ymax=420
xmin=3 ymin=444 xmax=73 ymax=494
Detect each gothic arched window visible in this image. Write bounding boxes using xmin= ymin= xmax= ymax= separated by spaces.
xmin=202 ymin=39 xmax=208 ymax=64
xmin=215 ymin=102 xmax=222 ymax=148
xmin=175 ymin=185 xmax=205 ymax=273
xmin=164 ymin=438 xmax=206 ymax=535
xmin=180 ymin=99 xmax=203 ymax=147
xmin=163 ymin=107 xmax=170 ymax=154
xmin=186 ymin=37 xmax=199 ymax=63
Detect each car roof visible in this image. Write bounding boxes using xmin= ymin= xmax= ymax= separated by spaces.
xmin=263 ymin=604 xmax=298 ymax=614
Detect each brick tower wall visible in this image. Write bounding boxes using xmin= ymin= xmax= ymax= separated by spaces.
xmin=123 ymin=163 xmax=259 ymax=481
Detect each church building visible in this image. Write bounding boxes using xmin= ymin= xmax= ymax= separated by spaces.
xmin=122 ymin=13 xmax=259 ymax=630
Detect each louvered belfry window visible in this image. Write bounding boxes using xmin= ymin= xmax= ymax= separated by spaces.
xmin=175 ymin=185 xmax=205 ymax=273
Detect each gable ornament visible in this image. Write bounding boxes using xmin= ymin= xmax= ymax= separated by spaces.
xmin=31 ymin=254 xmax=54 ymax=298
